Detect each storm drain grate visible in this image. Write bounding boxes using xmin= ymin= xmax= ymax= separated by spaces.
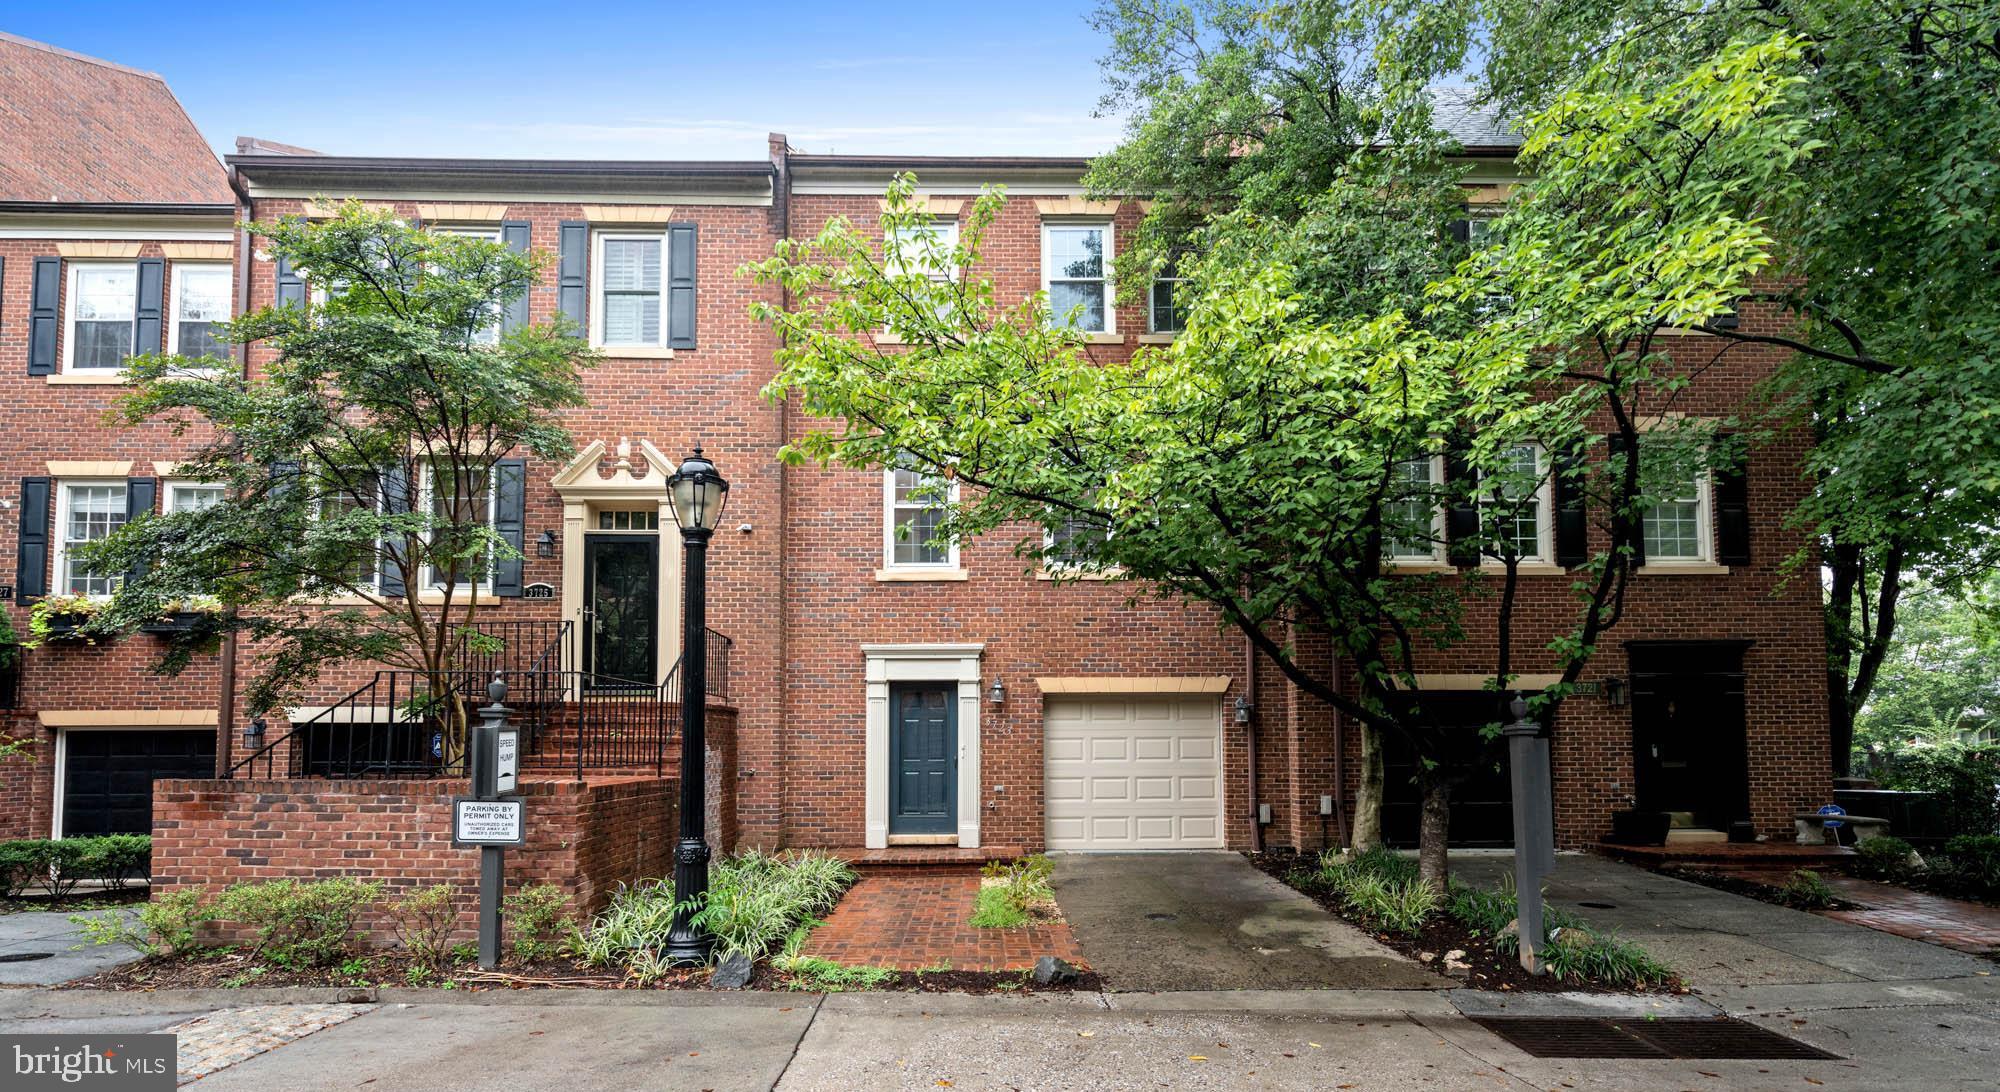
xmin=0 ymin=952 xmax=53 ymax=963
xmin=1471 ymin=1016 xmax=1840 ymax=1060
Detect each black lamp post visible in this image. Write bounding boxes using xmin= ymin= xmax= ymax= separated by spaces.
xmin=664 ymin=445 xmax=729 ymax=964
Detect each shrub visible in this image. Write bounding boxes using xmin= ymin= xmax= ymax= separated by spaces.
xmin=220 ymin=877 xmax=382 ymax=969
xmin=72 ymin=887 xmax=215 ymax=956
xmin=1778 ymin=869 xmax=1839 ymax=910
xmin=1854 ymin=835 xmax=1919 ymax=880
xmin=970 ymin=885 xmax=1030 ymax=928
xmin=0 ymin=840 xmax=40 ymax=898
xmin=391 ymin=884 xmax=462 ymax=971
xmin=577 ymin=850 xmax=856 ymax=971
xmin=1933 ymin=833 xmax=2000 ymax=899
xmin=1543 ymin=927 xmax=1675 ymax=989
xmin=1339 ymin=871 xmax=1440 ymax=936
xmin=502 ymin=883 xmax=573 ymax=963
xmin=571 ymin=879 xmax=678 ymax=968
xmin=1883 ymin=747 xmax=2000 ymax=835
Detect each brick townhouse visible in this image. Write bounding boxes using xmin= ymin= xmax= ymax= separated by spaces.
xmin=0 ymin=32 xmax=1830 ymax=883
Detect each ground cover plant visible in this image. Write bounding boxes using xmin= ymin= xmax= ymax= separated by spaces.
xmin=1273 ymin=849 xmax=1679 ymax=992
xmin=971 ymin=855 xmax=1057 ymax=929
xmin=572 ymin=850 xmax=858 ymax=977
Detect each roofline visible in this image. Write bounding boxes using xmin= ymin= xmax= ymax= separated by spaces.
xmin=0 ymin=200 xmax=237 ymax=217
xmin=0 ymin=31 xmax=166 ymax=83
xmin=228 ymin=155 xmax=774 ymax=178
xmin=786 ymin=153 xmax=1095 ymax=171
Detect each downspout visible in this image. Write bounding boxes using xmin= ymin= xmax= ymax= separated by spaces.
xmin=1330 ymin=651 xmax=1349 ymax=848
xmin=215 ymin=164 xmax=256 ymax=778
xmin=770 ymin=135 xmax=792 ymax=850
xmin=1245 ymin=633 xmax=1261 ymax=852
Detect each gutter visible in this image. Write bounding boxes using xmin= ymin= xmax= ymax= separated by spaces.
xmin=0 ymin=200 xmax=235 ymax=217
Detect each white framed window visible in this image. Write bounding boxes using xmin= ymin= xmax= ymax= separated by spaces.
xmin=1481 ymin=443 xmax=1552 ymax=562
xmin=54 ymin=481 xmax=129 ymax=597
xmin=166 ymin=481 xmax=226 ymax=514
xmin=318 ymin=468 xmax=384 ymax=591
xmin=432 ymin=226 xmax=503 ymax=344
xmin=64 ymin=262 xmax=137 ymax=371
xmin=1636 ymin=438 xmax=1715 ymax=563
xmin=1044 ymin=514 xmax=1111 ymax=572
xmin=886 ymin=221 xmax=959 ymax=283
xmin=1043 ymin=223 xmax=1112 ymax=333
xmin=424 ymin=463 xmax=498 ymax=591
xmin=1384 ymin=456 xmax=1446 ymax=563
xmin=885 ymin=465 xmax=958 ymax=569
xmin=169 ymin=264 xmax=231 ymax=364
xmin=591 ymin=231 xmax=664 ymax=349
xmin=1149 ymin=252 xmax=1188 ymax=334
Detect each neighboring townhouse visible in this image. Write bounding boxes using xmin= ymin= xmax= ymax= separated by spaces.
xmin=0 ymin=33 xmax=1831 ymax=883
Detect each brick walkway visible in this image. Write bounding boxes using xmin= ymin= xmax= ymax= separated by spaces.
xmin=802 ymin=868 xmax=1085 ymax=971
xmin=1736 ymin=867 xmax=2000 ymax=954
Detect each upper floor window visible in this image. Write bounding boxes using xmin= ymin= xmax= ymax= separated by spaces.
xmin=885 ymin=465 xmax=958 ymax=569
xmin=1043 ymin=224 xmax=1111 ymax=333
xmin=886 ymin=222 xmax=959 ymax=283
xmin=1149 ymin=252 xmax=1188 ymax=334
xmin=432 ymin=227 xmax=503 ymax=344
xmin=426 ymin=463 xmax=496 ymax=590
xmin=167 ymin=481 xmax=226 ymax=514
xmin=1384 ymin=456 xmax=1445 ymax=563
xmin=66 ymin=263 xmax=136 ymax=371
xmin=319 ymin=469 xmax=383 ymax=590
xmin=592 ymin=233 xmax=663 ymax=349
xmin=56 ymin=481 xmax=128 ymax=596
xmin=1044 ymin=514 xmax=1111 ymax=573
xmin=1482 ymin=443 xmax=1551 ymax=562
xmin=170 ymin=264 xmax=231 ymax=363
xmin=1635 ymin=437 xmax=1715 ymax=564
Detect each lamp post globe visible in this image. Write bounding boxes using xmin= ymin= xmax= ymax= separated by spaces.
xmin=664 ymin=446 xmax=728 ymax=964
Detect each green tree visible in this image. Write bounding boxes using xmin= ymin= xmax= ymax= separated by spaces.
xmin=1852 ymin=578 xmax=2000 ymax=762
xmin=1482 ymin=0 xmax=2000 ymax=777
xmin=747 ymin=30 xmax=1803 ymax=886
xmin=78 ymin=202 xmax=593 ymax=757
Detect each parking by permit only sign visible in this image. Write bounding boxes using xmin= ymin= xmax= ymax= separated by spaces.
xmin=452 ymin=798 xmax=525 ymax=847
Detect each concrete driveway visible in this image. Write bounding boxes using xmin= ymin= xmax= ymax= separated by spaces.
xmin=1052 ymin=852 xmax=1445 ymax=992
xmin=0 ymin=907 xmax=145 ymax=986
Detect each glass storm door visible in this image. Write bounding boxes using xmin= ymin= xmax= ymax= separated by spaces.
xmin=582 ymin=534 xmax=657 ymax=687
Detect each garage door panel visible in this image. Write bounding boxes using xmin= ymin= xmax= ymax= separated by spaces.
xmin=1044 ymin=697 xmax=1222 ymax=850
xmin=63 ymin=729 xmax=216 ymax=838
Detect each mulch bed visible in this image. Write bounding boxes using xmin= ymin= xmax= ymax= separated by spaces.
xmin=1248 ymin=852 xmax=1688 ymax=995
xmin=63 ymin=946 xmax=1101 ymax=995
xmin=1659 ymin=866 xmax=1863 ymax=912
xmin=1 ymin=887 xmax=149 ymax=915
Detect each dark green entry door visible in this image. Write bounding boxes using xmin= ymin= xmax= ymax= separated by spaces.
xmin=583 ymin=534 xmax=657 ymax=686
xmin=889 ymin=683 xmax=956 ymax=834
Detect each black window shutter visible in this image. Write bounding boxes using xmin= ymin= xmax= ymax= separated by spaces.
xmin=1716 ymin=450 xmax=1751 ymax=566
xmin=1553 ymin=444 xmax=1587 ymax=568
xmin=16 ymin=477 xmax=50 ymax=599
xmin=1447 ymin=219 xmax=1470 ymax=244
xmin=124 ymin=477 xmax=157 ymax=583
xmin=275 ymin=256 xmax=306 ymax=310
xmin=1443 ymin=443 xmax=1480 ymax=566
xmin=134 ymin=258 xmax=165 ymax=358
xmin=500 ymin=220 xmax=532 ymax=333
xmin=378 ymin=466 xmax=408 ymax=597
xmin=1606 ymin=434 xmax=1646 ymax=566
xmin=29 ymin=257 xmax=60 ymax=375
xmin=557 ymin=220 xmax=587 ymax=331
xmin=492 ymin=458 xmax=526 ymax=597
xmin=667 ymin=221 xmax=698 ymax=350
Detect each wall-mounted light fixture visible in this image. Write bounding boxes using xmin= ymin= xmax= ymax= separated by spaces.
xmin=536 ymin=530 xmax=559 ymax=559
xmin=245 ymin=716 xmax=267 ymax=746
xmin=1233 ymin=695 xmax=1253 ymax=725
xmin=988 ymin=677 xmax=1006 ymax=705
xmin=1603 ymin=676 xmax=1629 ymax=707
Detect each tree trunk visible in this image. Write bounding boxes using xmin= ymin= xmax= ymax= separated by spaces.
xmin=1825 ymin=539 xmax=1861 ymax=778
xmin=1351 ymin=720 xmax=1386 ymax=851
xmin=1416 ymin=772 xmax=1451 ymax=891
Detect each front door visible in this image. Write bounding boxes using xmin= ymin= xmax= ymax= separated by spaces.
xmin=889 ymin=683 xmax=956 ymax=834
xmin=1630 ymin=641 xmax=1751 ymax=830
xmin=582 ymin=534 xmax=657 ymax=687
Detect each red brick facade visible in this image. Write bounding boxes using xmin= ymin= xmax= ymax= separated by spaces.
xmin=0 ymin=35 xmax=1832 ymax=870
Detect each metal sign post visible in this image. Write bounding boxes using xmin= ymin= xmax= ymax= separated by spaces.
xmin=452 ymin=676 xmax=521 ymax=971
xmin=1503 ymin=693 xmax=1554 ymax=975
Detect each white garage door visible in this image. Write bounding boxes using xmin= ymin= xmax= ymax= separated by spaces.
xmin=1044 ymin=696 xmax=1223 ymax=850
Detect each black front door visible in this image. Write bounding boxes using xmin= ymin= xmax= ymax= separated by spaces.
xmin=889 ymin=683 xmax=956 ymax=834
xmin=583 ymin=534 xmax=657 ymax=687
xmin=1630 ymin=641 xmax=1752 ymax=829
xmin=63 ymin=729 xmax=217 ymax=836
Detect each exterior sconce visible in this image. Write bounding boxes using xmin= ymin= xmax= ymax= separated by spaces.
xmin=1603 ymin=676 xmax=1628 ymax=707
xmin=245 ymin=716 xmax=267 ymax=745
xmin=1233 ymin=695 xmax=1253 ymax=725
xmin=988 ymin=678 xmax=1006 ymax=705
xmin=536 ymin=530 xmax=558 ymax=558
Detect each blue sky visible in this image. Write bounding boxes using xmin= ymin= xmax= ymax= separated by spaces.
xmin=12 ymin=1 xmax=1126 ymax=160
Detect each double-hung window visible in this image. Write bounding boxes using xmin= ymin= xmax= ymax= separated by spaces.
xmin=1637 ymin=438 xmax=1714 ymax=564
xmin=1043 ymin=224 xmax=1111 ymax=333
xmin=55 ymin=482 xmax=129 ymax=596
xmin=886 ymin=221 xmax=960 ymax=322
xmin=885 ymin=465 xmax=958 ymax=569
xmin=1482 ymin=443 xmax=1551 ymax=562
xmin=170 ymin=264 xmax=231 ymax=363
xmin=65 ymin=263 xmax=137 ymax=371
xmin=1384 ymin=456 xmax=1446 ymax=563
xmin=593 ymin=233 xmax=663 ymax=349
xmin=432 ymin=227 xmax=503 ymax=345
xmin=426 ymin=463 xmax=496 ymax=591
xmin=320 ymin=470 xmax=384 ymax=590
xmin=1149 ymin=252 xmax=1188 ymax=334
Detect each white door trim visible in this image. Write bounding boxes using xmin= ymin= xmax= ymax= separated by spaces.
xmin=862 ymin=644 xmax=983 ymax=850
